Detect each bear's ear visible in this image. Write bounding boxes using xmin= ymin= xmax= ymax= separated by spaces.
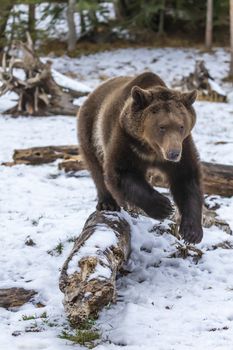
xmin=131 ymin=86 xmax=150 ymax=110
xmin=182 ymin=90 xmax=197 ymax=106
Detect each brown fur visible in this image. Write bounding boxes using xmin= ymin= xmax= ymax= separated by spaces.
xmin=78 ymin=72 xmax=203 ymax=244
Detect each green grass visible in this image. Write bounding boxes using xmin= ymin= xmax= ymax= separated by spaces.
xmin=22 ymin=311 xmax=48 ymax=321
xmin=59 ymin=318 xmax=100 ymax=347
xmin=22 ymin=314 xmax=36 ymax=321
xmin=59 ymin=329 xmax=100 ymax=347
xmin=55 ymin=242 xmax=64 ymax=255
xmin=78 ymin=318 xmax=96 ymax=330
xmin=40 ymin=311 xmax=47 ymax=319
xmin=47 ymin=241 xmax=64 ymax=256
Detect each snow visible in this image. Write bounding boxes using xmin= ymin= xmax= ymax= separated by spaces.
xmin=208 ymin=79 xmax=226 ymax=96
xmin=67 ymin=224 xmax=118 ymax=276
xmin=51 ymin=69 xmax=91 ymax=93
xmin=0 ymin=47 xmax=233 ymax=350
xmin=50 ymin=47 xmax=230 ymax=91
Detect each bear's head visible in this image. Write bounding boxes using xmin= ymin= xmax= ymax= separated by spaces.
xmin=122 ymin=85 xmax=197 ymax=162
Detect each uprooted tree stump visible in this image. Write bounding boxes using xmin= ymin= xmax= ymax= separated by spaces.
xmin=174 ymin=60 xmax=227 ymax=102
xmin=59 ymin=210 xmax=131 ymax=326
xmin=4 ymin=145 xmax=233 ymax=197
xmin=0 ymin=33 xmax=90 ymax=116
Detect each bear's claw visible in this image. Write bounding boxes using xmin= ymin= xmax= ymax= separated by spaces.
xmin=96 ymin=197 xmax=120 ymax=212
xmin=179 ymin=219 xmax=203 ymax=244
xmin=144 ymin=194 xmax=173 ymax=221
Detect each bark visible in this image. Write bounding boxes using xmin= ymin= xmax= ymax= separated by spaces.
xmin=201 ymin=162 xmax=233 ymax=198
xmin=67 ymin=0 xmax=77 ymax=52
xmin=149 ymin=161 xmax=233 ymax=197
xmin=205 ymin=0 xmax=213 ymax=50
xmin=113 ymin=0 xmax=131 ymax=19
xmin=158 ymin=0 xmax=165 ymax=36
xmin=58 ymin=156 xmax=85 ymax=172
xmin=0 ymin=288 xmax=36 ymax=308
xmin=230 ymin=0 xmax=233 ymax=77
xmin=28 ymin=4 xmax=36 ymax=42
xmin=10 ymin=145 xmax=80 ymax=165
xmin=80 ymin=10 xmax=86 ymax=34
xmin=59 ymin=210 xmax=131 ymax=326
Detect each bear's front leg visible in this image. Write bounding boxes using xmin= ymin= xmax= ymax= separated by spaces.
xmin=170 ymin=178 xmax=203 ymax=244
xmin=170 ymin=173 xmax=203 ymax=244
xmin=166 ymin=140 xmax=203 ymax=244
xmin=105 ymin=170 xmax=173 ymax=220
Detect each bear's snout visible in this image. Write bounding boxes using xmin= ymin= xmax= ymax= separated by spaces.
xmin=166 ymin=149 xmax=181 ymax=162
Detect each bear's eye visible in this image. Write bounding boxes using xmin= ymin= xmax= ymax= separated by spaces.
xmin=180 ymin=125 xmax=184 ymax=132
xmin=151 ymin=108 xmax=158 ymax=114
xmin=159 ymin=126 xmax=166 ymax=133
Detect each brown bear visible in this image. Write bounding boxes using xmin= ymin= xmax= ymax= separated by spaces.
xmin=78 ymin=72 xmax=203 ymax=244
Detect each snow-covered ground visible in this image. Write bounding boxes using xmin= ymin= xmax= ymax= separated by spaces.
xmin=0 ymin=48 xmax=233 ymax=350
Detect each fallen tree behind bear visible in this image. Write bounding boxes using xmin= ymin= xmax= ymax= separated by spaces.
xmin=4 ymin=145 xmax=233 ymax=198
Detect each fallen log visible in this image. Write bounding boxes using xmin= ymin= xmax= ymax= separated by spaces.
xmin=61 ymin=159 xmax=233 ymax=197
xmin=59 ymin=207 xmax=231 ymax=327
xmin=0 ymin=288 xmax=36 ymax=308
xmin=3 ymin=145 xmax=233 ymax=197
xmin=201 ymin=162 xmax=233 ymax=198
xmin=2 ymin=145 xmax=79 ymax=166
xmin=58 ymin=156 xmax=85 ymax=173
xmin=59 ymin=210 xmax=131 ymax=326
xmin=149 ymin=161 xmax=233 ymax=198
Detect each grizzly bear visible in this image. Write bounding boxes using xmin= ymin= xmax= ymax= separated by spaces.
xmin=78 ymin=72 xmax=203 ymax=244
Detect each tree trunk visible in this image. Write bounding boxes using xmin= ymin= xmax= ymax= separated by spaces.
xmin=28 ymin=4 xmax=36 ymax=43
xmin=230 ymin=0 xmax=233 ymax=77
xmin=67 ymin=0 xmax=77 ymax=52
xmin=80 ymin=10 xmax=86 ymax=34
xmin=0 ymin=1 xmax=14 ymax=53
xmin=158 ymin=0 xmax=165 ymax=36
xmin=113 ymin=0 xmax=131 ymax=19
xmin=205 ymin=0 xmax=213 ymax=50
xmin=59 ymin=210 xmax=131 ymax=326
